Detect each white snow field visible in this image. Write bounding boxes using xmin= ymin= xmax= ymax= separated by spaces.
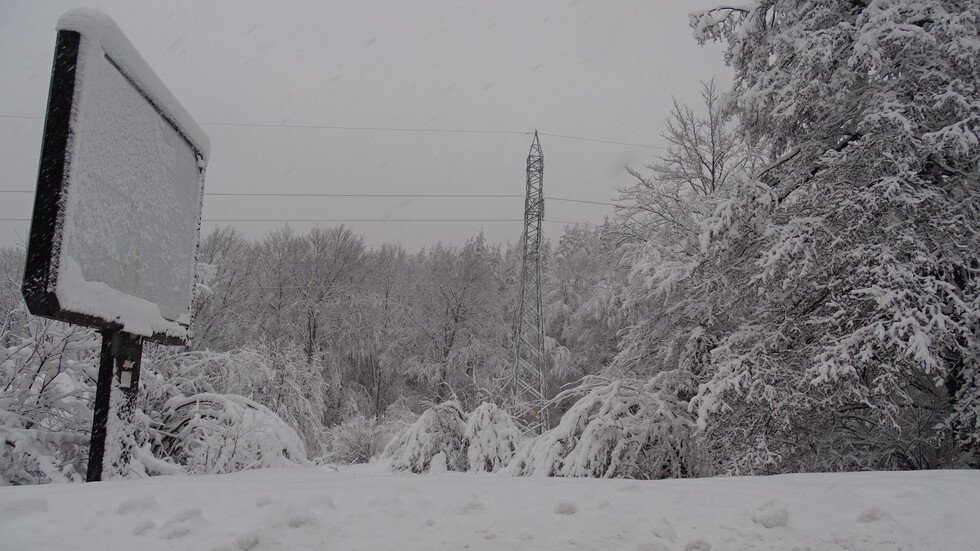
xmin=1 ymin=467 xmax=977 ymax=550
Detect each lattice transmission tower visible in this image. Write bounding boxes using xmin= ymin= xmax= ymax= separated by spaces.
xmin=513 ymin=131 xmax=546 ymax=432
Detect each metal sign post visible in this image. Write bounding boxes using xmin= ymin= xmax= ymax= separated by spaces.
xmin=86 ymin=331 xmax=143 ymax=482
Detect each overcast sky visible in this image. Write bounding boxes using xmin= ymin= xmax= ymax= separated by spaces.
xmin=0 ymin=0 xmax=731 ymax=252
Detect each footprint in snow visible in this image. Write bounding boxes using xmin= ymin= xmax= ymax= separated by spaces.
xmin=117 ymin=494 xmax=158 ymax=515
xmin=162 ymin=507 xmax=204 ymax=526
xmin=652 ymin=517 xmax=676 ymax=541
xmin=232 ymin=529 xmax=260 ymax=550
xmin=554 ymin=500 xmax=577 ymax=515
xmin=211 ymin=531 xmax=261 ymax=551
xmin=857 ymin=506 xmax=888 ymax=524
xmin=368 ymin=493 xmax=409 ymax=516
xmin=751 ymin=499 xmax=789 ymax=529
xmin=287 ymin=513 xmax=316 ymax=528
xmin=448 ymin=496 xmax=485 ymax=515
xmin=131 ymin=519 xmax=156 ymax=536
xmin=270 ymin=499 xmax=323 ymax=529
xmin=684 ymin=540 xmax=712 ymax=551
xmin=159 ymin=507 xmax=206 ymax=540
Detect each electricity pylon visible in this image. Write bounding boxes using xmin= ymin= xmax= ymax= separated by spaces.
xmin=513 ymin=131 xmax=546 ymax=433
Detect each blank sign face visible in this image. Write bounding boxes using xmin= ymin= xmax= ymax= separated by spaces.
xmin=23 ymin=11 xmax=209 ymax=345
xmin=63 ymin=53 xmax=201 ymax=323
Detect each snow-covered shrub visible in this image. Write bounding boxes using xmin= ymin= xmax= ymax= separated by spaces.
xmin=323 ymin=409 xmax=417 ymax=465
xmin=322 ymin=414 xmax=386 ymax=464
xmin=505 ymin=377 xmax=699 ymax=479
xmin=1 ymin=319 xmax=98 ymax=485
xmin=144 ymin=344 xmax=330 ymax=458
xmin=464 ymin=402 xmax=523 ymax=473
xmin=158 ymin=393 xmax=309 ymax=474
xmin=1 ymin=411 xmax=91 ymax=485
xmin=382 ymin=401 xmax=467 ymax=473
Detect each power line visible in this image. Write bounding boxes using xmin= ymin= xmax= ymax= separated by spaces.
xmin=201 ymin=218 xmax=597 ymax=224
xmin=0 ymin=217 xmax=519 ymax=223
xmin=0 ymin=216 xmax=598 ymax=225
xmin=200 ymin=120 xmax=527 ymax=136
xmin=0 ymin=114 xmax=663 ymax=150
xmin=0 ymin=189 xmax=617 ymax=207
xmin=538 ymin=132 xmax=664 ymax=150
xmin=205 ymin=192 xmax=521 ymax=198
xmin=546 ymin=197 xmax=615 ymax=207
xmin=199 ymin=192 xmax=617 ymax=207
xmin=203 ymin=218 xmax=523 ymax=223
xmin=190 ymin=282 xmax=615 ymax=291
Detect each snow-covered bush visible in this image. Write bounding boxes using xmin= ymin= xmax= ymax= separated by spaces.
xmin=322 ymin=412 xmax=416 ymax=465
xmin=505 ymin=377 xmax=699 ymax=479
xmin=144 ymin=344 xmax=331 ymax=458
xmin=1 ymin=319 xmax=98 ymax=485
xmin=323 ymin=414 xmax=385 ymax=464
xmin=464 ymin=402 xmax=523 ymax=473
xmin=158 ymin=393 xmax=310 ymax=474
xmin=382 ymin=401 xmax=467 ymax=473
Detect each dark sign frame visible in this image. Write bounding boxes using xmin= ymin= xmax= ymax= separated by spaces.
xmin=23 ymin=18 xmax=208 ymax=346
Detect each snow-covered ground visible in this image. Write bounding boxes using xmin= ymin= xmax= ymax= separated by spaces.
xmin=1 ymin=467 xmax=977 ymax=550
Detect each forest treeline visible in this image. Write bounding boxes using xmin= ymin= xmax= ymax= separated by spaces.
xmin=2 ymin=0 xmax=978 ymax=483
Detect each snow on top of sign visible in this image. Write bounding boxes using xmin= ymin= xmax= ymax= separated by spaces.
xmin=57 ymin=255 xmax=189 ymax=340
xmin=57 ymin=8 xmax=210 ymax=160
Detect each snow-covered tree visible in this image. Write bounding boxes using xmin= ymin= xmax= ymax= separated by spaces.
xmin=505 ymin=376 xmax=699 ymax=479
xmin=618 ymin=79 xmax=750 ymax=248
xmin=544 ymin=223 xmax=623 ymax=382
xmin=464 ymin=402 xmax=524 ymax=473
xmin=382 ymin=401 xmax=468 ymax=473
xmin=681 ymin=0 xmax=980 ymax=471
xmin=245 ymin=226 xmax=308 ymax=347
xmin=407 ymin=235 xmax=512 ymax=407
xmin=294 ymin=226 xmax=366 ymax=362
xmin=330 ymin=244 xmax=416 ymax=420
xmin=0 ymin=248 xmax=30 ymax=347
xmin=613 ymin=77 xmax=754 ymax=384
xmin=189 ymin=226 xmax=255 ymax=351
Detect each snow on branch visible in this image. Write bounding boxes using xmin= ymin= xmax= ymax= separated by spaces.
xmin=505 ymin=376 xmax=700 ymax=479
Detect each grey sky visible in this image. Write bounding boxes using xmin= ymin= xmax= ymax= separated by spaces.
xmin=0 ymin=0 xmax=730 ymax=252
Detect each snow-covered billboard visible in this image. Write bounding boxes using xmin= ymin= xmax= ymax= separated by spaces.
xmin=23 ymin=9 xmax=210 ymax=345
